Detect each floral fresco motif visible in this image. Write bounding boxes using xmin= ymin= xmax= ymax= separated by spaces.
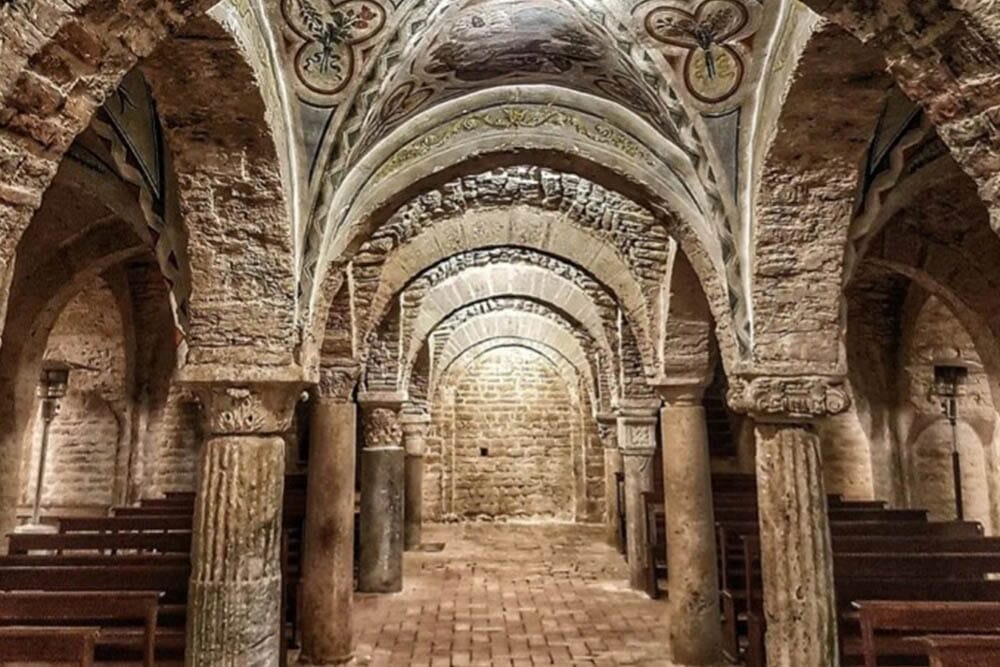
xmin=642 ymin=0 xmax=758 ymax=107
xmin=283 ymin=0 xmax=387 ymax=103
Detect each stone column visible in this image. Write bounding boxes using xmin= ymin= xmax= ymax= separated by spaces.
xmin=299 ymin=365 xmax=360 ymax=666
xmin=729 ymin=375 xmax=847 ymax=667
xmin=659 ymin=385 xmax=723 ymax=666
xmin=186 ymin=381 xmax=301 ymax=667
xmin=596 ymin=413 xmax=621 ymax=548
xmin=617 ymin=399 xmax=660 ymax=591
xmin=401 ymin=406 xmax=430 ymax=551
xmin=357 ymin=392 xmax=405 ymax=593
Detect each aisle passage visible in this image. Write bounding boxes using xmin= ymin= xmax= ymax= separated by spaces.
xmin=353 ymin=524 xmax=671 ymax=667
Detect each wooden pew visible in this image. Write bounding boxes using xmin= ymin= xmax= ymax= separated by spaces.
xmin=8 ymin=530 xmax=192 ymax=555
xmin=857 ymin=601 xmax=1000 ymax=667
xmin=59 ymin=516 xmax=192 ymax=533
xmin=742 ymin=548 xmax=1000 ymax=667
xmin=0 ymin=591 xmax=161 ymax=667
xmin=923 ymin=635 xmax=1000 ymax=667
xmin=718 ymin=525 xmax=991 ymax=663
xmin=0 ymin=626 xmax=99 ymax=665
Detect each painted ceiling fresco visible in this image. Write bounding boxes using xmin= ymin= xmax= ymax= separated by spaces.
xmin=348 ymin=0 xmax=678 ymax=158
xmin=633 ymin=0 xmax=762 ymax=111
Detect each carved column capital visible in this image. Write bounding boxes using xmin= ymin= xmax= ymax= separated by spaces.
xmin=616 ymin=399 xmax=660 ymax=458
xmin=191 ymin=381 xmax=304 ymax=436
xmin=358 ymin=392 xmax=404 ymax=450
xmin=317 ymin=362 xmax=362 ymax=402
xmin=727 ymin=374 xmax=850 ymax=423
xmin=652 ymin=380 xmax=708 ymax=407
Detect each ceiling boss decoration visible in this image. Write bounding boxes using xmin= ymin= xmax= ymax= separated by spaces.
xmin=636 ymin=0 xmax=760 ymax=111
xmin=281 ymin=0 xmax=387 ymax=106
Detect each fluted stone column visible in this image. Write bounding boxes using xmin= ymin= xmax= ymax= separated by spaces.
xmin=299 ymin=365 xmax=360 ymax=666
xmin=617 ymin=400 xmax=660 ymax=591
xmin=659 ymin=385 xmax=723 ymax=666
xmin=358 ymin=393 xmax=405 ymax=593
xmin=729 ymin=375 xmax=847 ymax=667
xmin=186 ymin=382 xmax=302 ymax=667
xmin=401 ymin=406 xmax=430 ymax=551
xmin=597 ymin=413 xmax=621 ymax=548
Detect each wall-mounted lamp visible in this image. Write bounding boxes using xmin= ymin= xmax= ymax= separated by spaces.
xmin=27 ymin=361 xmax=74 ymax=528
xmin=928 ymin=358 xmax=980 ymax=521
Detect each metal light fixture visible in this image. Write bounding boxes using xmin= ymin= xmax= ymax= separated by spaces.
xmin=27 ymin=361 xmax=73 ymax=527
xmin=928 ymin=358 xmax=980 ymax=521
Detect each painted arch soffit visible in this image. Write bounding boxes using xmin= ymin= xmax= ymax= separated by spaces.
xmin=304 ymin=87 xmax=748 ymax=360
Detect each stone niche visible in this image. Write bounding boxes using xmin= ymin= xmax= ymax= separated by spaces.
xmin=425 ymin=346 xmax=603 ymax=522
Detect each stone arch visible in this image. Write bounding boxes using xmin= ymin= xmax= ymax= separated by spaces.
xmin=0 ymin=7 xmax=298 ymax=374
xmin=0 ymin=219 xmax=147 ymax=542
xmin=0 ymin=0 xmax=214 ymax=344
xmin=432 ymin=313 xmax=597 ymax=404
xmin=18 ymin=276 xmax=130 ymax=515
xmin=802 ymin=0 xmax=1000 ymax=230
xmin=437 ymin=337 xmax=588 ymax=409
xmin=305 ymin=87 xmax=743 ymax=371
xmin=751 ymin=21 xmax=896 ymax=373
xmin=362 ymin=212 xmax=649 ymax=368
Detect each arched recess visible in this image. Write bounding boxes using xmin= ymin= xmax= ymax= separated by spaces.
xmin=429 ymin=312 xmax=598 ymax=407
xmin=0 ymin=216 xmax=147 ymax=542
xmin=17 ymin=275 xmax=130 ymax=515
xmin=411 ymin=296 xmax=613 ymax=412
xmin=751 ymin=21 xmax=895 ymax=373
xmin=435 ymin=337 xmax=588 ymax=407
xmin=392 ymin=264 xmax=614 ymax=385
xmin=801 ymin=0 xmax=1000 ymax=230
xmin=305 ymin=87 xmax=743 ymax=373
xmin=1 ymin=7 xmax=298 ymax=378
xmin=0 ymin=0 xmax=216 ymax=345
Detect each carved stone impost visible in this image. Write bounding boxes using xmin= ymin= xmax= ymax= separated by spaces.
xmin=727 ymin=374 xmax=850 ymax=423
xmin=616 ymin=398 xmax=660 ymax=458
xmin=317 ymin=361 xmax=362 ymax=402
xmin=192 ymin=381 xmax=305 ymax=436
xmin=358 ymin=391 xmax=405 ymax=450
xmin=652 ymin=380 xmax=708 ymax=407
xmin=596 ymin=412 xmax=618 ymax=448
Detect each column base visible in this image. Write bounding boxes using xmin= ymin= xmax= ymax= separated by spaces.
xmin=187 ymin=575 xmax=283 ymax=665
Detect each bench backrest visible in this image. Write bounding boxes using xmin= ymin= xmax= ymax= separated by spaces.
xmin=59 ymin=516 xmax=192 ymax=532
xmin=0 ymin=565 xmax=190 ymax=603
xmin=8 ymin=530 xmax=192 ymax=554
xmin=0 ymin=626 xmax=97 ymax=664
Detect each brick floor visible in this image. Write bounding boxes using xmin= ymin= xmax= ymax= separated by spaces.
xmin=351 ymin=523 xmax=672 ymax=667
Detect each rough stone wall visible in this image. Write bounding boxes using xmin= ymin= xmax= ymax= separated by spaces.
xmin=426 ymin=347 xmax=602 ymax=522
xmin=19 ymin=278 xmax=127 ymax=510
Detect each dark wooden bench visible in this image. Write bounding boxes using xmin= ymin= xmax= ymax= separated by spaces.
xmin=0 ymin=591 xmax=161 ymax=666
xmin=922 ymin=635 xmax=1000 ymax=666
xmin=8 ymin=530 xmax=192 ymax=555
xmin=0 ymin=625 xmax=99 ymax=665
xmin=858 ymin=601 xmax=1000 ymax=667
xmin=59 ymin=516 xmax=192 ymax=533
xmin=742 ymin=548 xmax=1000 ymax=667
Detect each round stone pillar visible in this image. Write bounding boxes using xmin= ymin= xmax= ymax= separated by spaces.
xmin=729 ymin=375 xmax=846 ymax=667
xmin=597 ymin=413 xmax=621 ymax=548
xmin=401 ymin=406 xmax=430 ymax=551
xmin=616 ymin=400 xmax=660 ymax=592
xmin=358 ymin=393 xmax=405 ymax=593
xmin=186 ymin=381 xmax=302 ymax=667
xmin=299 ymin=364 xmax=360 ymax=666
xmin=659 ymin=386 xmax=723 ymax=666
